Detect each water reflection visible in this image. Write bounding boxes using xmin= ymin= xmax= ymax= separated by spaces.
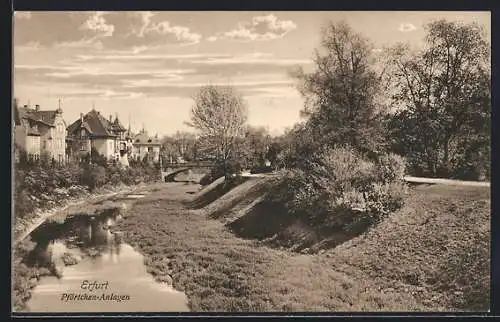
xmin=24 ymin=208 xmax=189 ymax=312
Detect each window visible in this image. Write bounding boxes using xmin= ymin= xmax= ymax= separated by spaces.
xmin=148 ymin=147 xmax=153 ymax=153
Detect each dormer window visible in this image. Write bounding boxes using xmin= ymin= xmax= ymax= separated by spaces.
xmin=147 ymin=139 xmax=152 ymax=143
xmin=80 ymin=129 xmax=86 ymax=139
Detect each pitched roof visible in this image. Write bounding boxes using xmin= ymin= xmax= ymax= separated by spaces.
xmin=112 ymin=117 xmax=126 ymax=132
xmin=16 ymin=106 xmax=61 ymax=127
xmin=133 ymin=130 xmax=161 ymax=145
xmin=67 ymin=109 xmax=127 ymax=138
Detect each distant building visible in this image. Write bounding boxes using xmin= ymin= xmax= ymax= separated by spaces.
xmin=14 ymin=103 xmax=67 ymax=163
xmin=66 ymin=109 xmax=129 ymax=163
xmin=130 ymin=129 xmax=162 ymax=163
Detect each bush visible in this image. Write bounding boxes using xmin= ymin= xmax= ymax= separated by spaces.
xmin=13 ymin=150 xmax=162 ymax=220
xmin=266 ymin=146 xmax=408 ymax=225
xmin=200 ymin=158 xmax=243 ymax=186
xmin=80 ymin=164 xmax=107 ymax=191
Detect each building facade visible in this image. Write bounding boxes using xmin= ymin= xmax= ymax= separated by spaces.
xmin=130 ymin=129 xmax=162 ymax=163
xmin=14 ymin=104 xmax=67 ymax=163
xmin=66 ymin=109 xmax=129 ymax=163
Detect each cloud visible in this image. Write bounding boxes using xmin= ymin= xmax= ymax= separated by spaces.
xmin=14 ymin=47 xmax=309 ymax=101
xmin=398 ymin=23 xmax=417 ymax=33
xmin=80 ymin=11 xmax=115 ymax=37
xmin=14 ymin=12 xmax=114 ymax=49
xmin=189 ymin=53 xmax=311 ymax=66
xmin=211 ymin=14 xmax=297 ymax=42
xmin=14 ymin=11 xmax=32 ymax=20
xmin=127 ymin=11 xmax=201 ymax=45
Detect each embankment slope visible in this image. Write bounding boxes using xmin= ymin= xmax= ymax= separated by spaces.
xmin=116 ymin=179 xmax=490 ymax=311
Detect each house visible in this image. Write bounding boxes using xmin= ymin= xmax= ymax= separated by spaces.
xmin=130 ymin=129 xmax=162 ymax=163
xmin=13 ymin=103 xmax=67 ymax=163
xmin=66 ymin=109 xmax=129 ymax=163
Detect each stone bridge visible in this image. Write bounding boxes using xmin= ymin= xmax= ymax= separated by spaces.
xmin=161 ymin=162 xmax=213 ymax=182
xmin=161 ymin=167 xmax=193 ymax=182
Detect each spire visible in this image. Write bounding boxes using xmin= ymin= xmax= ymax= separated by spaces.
xmin=127 ymin=113 xmax=131 ymax=137
xmin=57 ymin=98 xmax=63 ymax=113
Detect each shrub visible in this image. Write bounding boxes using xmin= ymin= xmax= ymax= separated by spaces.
xmin=14 ymin=189 xmax=36 ymax=219
xmin=200 ymin=158 xmax=243 ymax=186
xmin=375 ymin=153 xmax=406 ymax=183
xmin=80 ymin=164 xmax=107 ymax=191
xmin=106 ymin=165 xmax=124 ymax=186
xmin=266 ymin=146 xmax=408 ymax=226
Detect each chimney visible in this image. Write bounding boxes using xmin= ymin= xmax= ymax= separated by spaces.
xmin=80 ymin=113 xmax=84 ymax=122
xmin=34 ymin=104 xmax=40 ymax=112
xmin=109 ymin=114 xmax=113 ymax=122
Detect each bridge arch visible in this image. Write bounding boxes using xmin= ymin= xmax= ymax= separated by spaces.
xmin=162 ymin=167 xmax=193 ymax=182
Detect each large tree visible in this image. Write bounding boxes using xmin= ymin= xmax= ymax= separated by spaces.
xmin=238 ymin=125 xmax=272 ymax=168
xmin=187 ymin=85 xmax=248 ymax=163
xmin=293 ymin=21 xmax=388 ymax=157
xmin=385 ymin=20 xmax=490 ymax=178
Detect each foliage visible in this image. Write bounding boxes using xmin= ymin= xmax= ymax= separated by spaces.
xmin=292 ymin=21 xmax=388 ymax=158
xmin=237 ymin=126 xmax=272 ymax=169
xmin=90 ymin=147 xmax=108 ymax=167
xmin=200 ymin=157 xmax=243 ymax=186
xmin=266 ymin=147 xmax=408 ymax=226
xmin=13 ymin=147 xmax=162 ymax=219
xmin=384 ymin=20 xmax=490 ymax=180
xmin=187 ymin=85 xmax=248 ymax=162
xmin=80 ymin=164 xmax=107 ymax=190
xmin=161 ymin=131 xmax=198 ymax=163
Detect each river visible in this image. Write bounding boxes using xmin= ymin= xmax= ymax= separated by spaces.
xmin=21 ymin=192 xmax=189 ymax=313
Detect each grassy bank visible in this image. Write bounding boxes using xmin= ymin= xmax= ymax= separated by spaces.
xmin=115 ymin=181 xmax=490 ymax=311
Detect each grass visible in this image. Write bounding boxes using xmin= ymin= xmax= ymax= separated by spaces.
xmin=114 ymin=181 xmax=490 ymax=312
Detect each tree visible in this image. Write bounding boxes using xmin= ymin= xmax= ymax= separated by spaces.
xmin=385 ymin=20 xmax=490 ymax=178
xmin=239 ymin=126 xmax=271 ymax=168
xmin=90 ymin=147 xmax=108 ymax=167
xmin=161 ymin=135 xmax=178 ymax=164
xmin=172 ymin=131 xmax=197 ymax=161
xmin=292 ymin=21 xmax=388 ymax=158
xmin=187 ymin=85 xmax=248 ymax=165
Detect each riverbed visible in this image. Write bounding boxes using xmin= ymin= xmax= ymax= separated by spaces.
xmin=18 ymin=188 xmax=190 ymax=313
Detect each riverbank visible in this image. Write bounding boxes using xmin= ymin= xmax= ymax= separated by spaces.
xmin=115 ymin=182 xmax=490 ymax=311
xmin=12 ymin=181 xmax=166 ymax=312
xmin=14 ymin=182 xmax=152 ymax=244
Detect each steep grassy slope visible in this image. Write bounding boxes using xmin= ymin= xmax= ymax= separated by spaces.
xmin=331 ymin=184 xmax=490 ymax=311
xmin=116 ymin=181 xmax=490 ymax=312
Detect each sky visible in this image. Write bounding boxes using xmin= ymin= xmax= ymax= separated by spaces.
xmin=13 ymin=11 xmax=491 ymax=136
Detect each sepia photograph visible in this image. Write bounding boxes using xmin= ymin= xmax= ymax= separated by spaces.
xmin=11 ymin=11 xmax=491 ymax=313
